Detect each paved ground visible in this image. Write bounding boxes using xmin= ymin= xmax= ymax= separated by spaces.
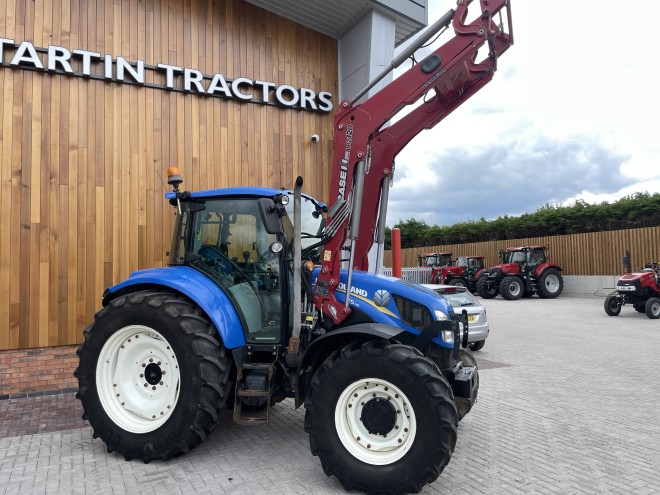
xmin=1 ymin=295 xmax=660 ymax=494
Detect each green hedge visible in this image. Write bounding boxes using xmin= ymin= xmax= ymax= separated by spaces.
xmin=386 ymin=192 xmax=660 ymax=249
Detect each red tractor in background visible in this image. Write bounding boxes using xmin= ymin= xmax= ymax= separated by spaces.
xmin=476 ymin=246 xmax=564 ymax=300
xmin=435 ymin=256 xmax=487 ymax=293
xmin=604 ymin=258 xmax=660 ymax=319
xmin=418 ymin=252 xmax=453 ymax=284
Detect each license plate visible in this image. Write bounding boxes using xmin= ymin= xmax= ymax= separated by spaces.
xmin=468 ymin=315 xmax=476 ymax=322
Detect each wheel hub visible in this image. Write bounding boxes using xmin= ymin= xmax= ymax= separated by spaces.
xmin=144 ymin=362 xmax=163 ymax=385
xmin=361 ymin=397 xmax=397 ymax=436
xmin=335 ymin=378 xmax=416 ymax=465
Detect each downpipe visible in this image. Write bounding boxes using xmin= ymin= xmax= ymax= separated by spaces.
xmin=287 ymin=176 xmax=304 ymax=367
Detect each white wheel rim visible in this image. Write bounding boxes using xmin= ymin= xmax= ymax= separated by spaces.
xmin=652 ymin=301 xmax=660 ymax=316
xmin=508 ymin=281 xmax=521 ymax=296
xmin=545 ymin=274 xmax=560 ymax=293
xmin=335 ymin=378 xmax=416 ymax=465
xmin=96 ymin=325 xmax=180 ymax=433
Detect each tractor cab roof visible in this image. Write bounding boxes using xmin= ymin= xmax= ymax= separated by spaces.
xmin=505 ymin=246 xmax=546 ymax=252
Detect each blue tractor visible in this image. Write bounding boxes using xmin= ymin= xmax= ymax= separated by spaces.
xmin=75 ymin=2 xmax=513 ymax=492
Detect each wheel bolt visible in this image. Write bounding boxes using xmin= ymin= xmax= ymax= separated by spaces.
xmin=157 ymin=361 xmax=161 ymax=365
xmin=159 ymin=381 xmax=163 ymax=385
xmin=142 ymin=363 xmax=146 ymax=368
xmin=152 ymin=386 xmax=157 ymax=390
xmin=144 ymin=383 xmax=148 ymax=387
xmin=149 ymin=358 xmax=153 ymax=362
xmin=140 ymin=374 xmax=144 ymax=378
xmin=348 ymin=404 xmax=352 ymax=408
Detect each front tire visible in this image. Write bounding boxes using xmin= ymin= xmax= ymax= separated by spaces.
xmin=449 ymin=278 xmax=467 ymax=288
xmin=500 ymin=276 xmax=523 ymax=300
xmin=469 ymin=340 xmax=485 ymax=352
xmin=604 ymin=295 xmax=621 ymax=316
xmin=537 ymin=269 xmax=564 ymax=299
xmin=304 ymin=340 xmax=458 ymax=494
xmin=645 ymin=297 xmax=660 ymax=319
xmin=476 ymin=276 xmax=498 ymax=299
xmin=75 ymin=291 xmax=232 ymax=462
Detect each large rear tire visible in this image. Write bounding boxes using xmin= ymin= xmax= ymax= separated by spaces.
xmin=304 ymin=340 xmax=458 ymax=494
xmin=500 ymin=276 xmax=523 ymax=300
xmin=537 ymin=269 xmax=564 ymax=299
xmin=476 ymin=275 xmax=498 ymax=299
xmin=604 ymin=295 xmax=621 ymax=316
xmin=75 ymin=290 xmax=232 ymax=462
xmin=645 ymin=297 xmax=660 ymax=319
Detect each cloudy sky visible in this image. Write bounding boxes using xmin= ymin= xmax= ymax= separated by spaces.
xmin=386 ymin=0 xmax=660 ymax=227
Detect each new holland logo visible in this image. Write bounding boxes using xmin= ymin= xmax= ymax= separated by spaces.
xmin=374 ymin=290 xmax=390 ymax=307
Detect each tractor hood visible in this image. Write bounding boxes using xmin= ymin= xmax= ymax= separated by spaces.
xmin=617 ymin=271 xmax=656 ymax=285
xmin=312 ymin=269 xmax=454 ymax=330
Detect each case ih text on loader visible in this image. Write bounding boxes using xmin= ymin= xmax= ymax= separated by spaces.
xmin=75 ymin=2 xmax=513 ymax=493
xmin=477 ymin=246 xmax=564 ymax=300
xmin=604 ymin=256 xmax=660 ymax=319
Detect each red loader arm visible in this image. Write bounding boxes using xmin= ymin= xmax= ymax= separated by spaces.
xmin=314 ymin=0 xmax=514 ymax=325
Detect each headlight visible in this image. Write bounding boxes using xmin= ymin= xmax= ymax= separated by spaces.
xmin=441 ymin=330 xmax=454 ymax=344
xmin=616 ymin=285 xmax=636 ymax=292
xmin=434 ymin=309 xmax=449 ymax=321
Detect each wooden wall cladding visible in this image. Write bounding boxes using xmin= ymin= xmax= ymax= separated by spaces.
xmin=384 ymin=226 xmax=660 ymax=276
xmin=0 ymin=0 xmax=338 ymax=350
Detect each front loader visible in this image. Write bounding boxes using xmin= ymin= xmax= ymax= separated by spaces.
xmin=75 ymin=2 xmax=514 ymax=493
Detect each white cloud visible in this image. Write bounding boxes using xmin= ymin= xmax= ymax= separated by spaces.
xmin=385 ymin=0 xmax=660 ymax=227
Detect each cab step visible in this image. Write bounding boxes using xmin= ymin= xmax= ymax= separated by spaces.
xmin=233 ymin=362 xmax=274 ymax=425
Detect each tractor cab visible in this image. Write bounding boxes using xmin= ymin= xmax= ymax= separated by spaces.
xmin=167 ymin=186 xmax=325 ymax=345
xmin=419 ymin=252 xmax=453 ymax=267
xmin=501 ymin=247 xmax=547 ymax=272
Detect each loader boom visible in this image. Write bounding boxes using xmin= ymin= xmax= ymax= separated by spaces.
xmin=315 ymin=0 xmax=514 ymax=325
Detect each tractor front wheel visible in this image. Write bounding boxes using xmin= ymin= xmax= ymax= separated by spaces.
xmin=604 ymin=295 xmax=622 ymax=316
xmin=476 ymin=276 xmax=498 ymax=299
xmin=537 ymin=269 xmax=564 ymax=299
xmin=75 ymin=291 xmax=232 ymax=462
xmin=500 ymin=276 xmax=523 ymax=300
xmin=304 ymin=340 xmax=458 ymax=494
xmin=645 ymin=297 xmax=660 ymax=319
xmin=449 ymin=278 xmax=468 ymax=289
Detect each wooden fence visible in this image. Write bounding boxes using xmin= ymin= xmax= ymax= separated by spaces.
xmin=383 ymin=226 xmax=660 ymax=275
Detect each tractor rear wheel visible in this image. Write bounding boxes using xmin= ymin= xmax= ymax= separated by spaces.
xmin=304 ymin=340 xmax=458 ymax=494
xmin=449 ymin=278 xmax=468 ymax=289
xmin=645 ymin=297 xmax=660 ymax=319
xmin=500 ymin=276 xmax=523 ymax=300
xmin=537 ymin=269 xmax=564 ymax=299
xmin=75 ymin=290 xmax=232 ymax=462
xmin=476 ymin=276 xmax=498 ymax=299
xmin=604 ymin=295 xmax=622 ymax=316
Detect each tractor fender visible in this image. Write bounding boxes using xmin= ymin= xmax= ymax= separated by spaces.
xmin=295 ymin=323 xmax=412 ymax=408
xmin=533 ymin=262 xmax=562 ymax=278
xmin=102 ymin=266 xmax=246 ymax=349
xmin=473 ymin=268 xmax=486 ymax=281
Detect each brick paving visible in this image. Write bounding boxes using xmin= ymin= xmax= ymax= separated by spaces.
xmin=1 ymin=295 xmax=659 ymax=494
